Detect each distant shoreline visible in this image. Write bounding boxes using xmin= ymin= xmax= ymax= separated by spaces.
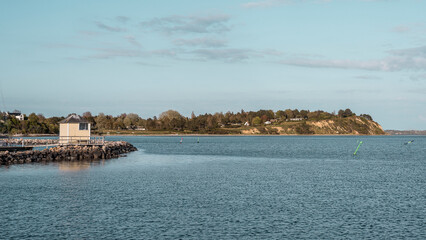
xmin=102 ymin=133 xmax=426 ymax=137
xmin=385 ymin=130 xmax=426 ymax=135
xmin=9 ymin=133 xmax=426 ymax=138
xmin=7 ymin=130 xmax=426 ymax=138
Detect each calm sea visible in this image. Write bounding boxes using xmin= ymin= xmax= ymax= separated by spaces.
xmin=1 ymin=136 xmax=425 ymax=239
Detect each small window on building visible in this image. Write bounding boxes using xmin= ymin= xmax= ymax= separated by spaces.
xmin=79 ymin=123 xmax=88 ymax=130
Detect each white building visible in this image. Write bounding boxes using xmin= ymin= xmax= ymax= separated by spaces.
xmin=6 ymin=111 xmax=24 ymax=121
xmin=288 ymin=118 xmax=304 ymax=121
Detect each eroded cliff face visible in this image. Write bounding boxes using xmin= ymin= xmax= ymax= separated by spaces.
xmin=306 ymin=116 xmax=385 ymax=135
xmin=254 ymin=116 xmax=385 ymax=135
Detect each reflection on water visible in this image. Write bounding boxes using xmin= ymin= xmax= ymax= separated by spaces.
xmin=0 ymin=160 xmax=108 ymax=172
xmin=58 ymin=160 xmax=106 ymax=172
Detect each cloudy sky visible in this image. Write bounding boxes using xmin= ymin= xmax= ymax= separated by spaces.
xmin=1 ymin=0 xmax=426 ymax=130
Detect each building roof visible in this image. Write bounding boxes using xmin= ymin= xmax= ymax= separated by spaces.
xmin=59 ymin=114 xmax=88 ymax=124
xmin=7 ymin=112 xmax=23 ymax=116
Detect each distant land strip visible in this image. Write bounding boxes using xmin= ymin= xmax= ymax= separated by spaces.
xmin=385 ymin=130 xmax=426 ymax=135
xmin=1 ymin=108 xmax=385 ymax=136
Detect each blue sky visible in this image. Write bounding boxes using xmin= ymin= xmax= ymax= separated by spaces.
xmin=1 ymin=0 xmax=426 ymax=130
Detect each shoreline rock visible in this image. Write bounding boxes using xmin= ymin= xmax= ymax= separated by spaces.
xmin=0 ymin=141 xmax=137 ymax=166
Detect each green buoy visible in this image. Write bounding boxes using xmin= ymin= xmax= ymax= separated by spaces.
xmin=353 ymin=141 xmax=363 ymax=155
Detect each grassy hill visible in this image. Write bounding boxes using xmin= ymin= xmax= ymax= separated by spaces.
xmin=230 ymin=116 xmax=385 ymax=135
xmin=96 ymin=116 xmax=385 ymax=135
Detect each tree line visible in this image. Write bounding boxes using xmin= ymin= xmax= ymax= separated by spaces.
xmin=0 ymin=109 xmax=373 ymax=135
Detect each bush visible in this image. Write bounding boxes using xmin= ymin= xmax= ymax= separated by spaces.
xmin=360 ymin=114 xmax=373 ymax=121
xmin=295 ymin=122 xmax=314 ymax=134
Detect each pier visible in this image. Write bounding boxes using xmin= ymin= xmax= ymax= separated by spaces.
xmin=0 ymin=136 xmax=105 ymax=149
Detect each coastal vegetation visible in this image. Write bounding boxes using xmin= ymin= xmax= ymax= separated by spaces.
xmin=0 ymin=109 xmax=384 ymax=135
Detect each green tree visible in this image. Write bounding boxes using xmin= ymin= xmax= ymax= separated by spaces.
xmin=159 ymin=110 xmax=182 ymax=120
xmin=338 ymin=109 xmax=354 ymax=118
xmin=360 ymin=114 xmax=373 ymax=121
xmin=252 ymin=116 xmax=261 ymax=125
xmin=123 ymin=117 xmax=132 ymax=129
xmin=284 ymin=109 xmax=295 ymax=119
xmin=113 ymin=118 xmax=125 ymax=130
xmin=83 ymin=111 xmax=96 ymax=127
xmin=276 ymin=110 xmax=286 ymax=119
xmin=95 ymin=113 xmax=107 ymax=130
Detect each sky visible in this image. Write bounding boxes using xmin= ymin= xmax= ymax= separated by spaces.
xmin=1 ymin=0 xmax=426 ymax=130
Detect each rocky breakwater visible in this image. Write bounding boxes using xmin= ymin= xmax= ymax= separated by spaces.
xmin=0 ymin=141 xmax=137 ymax=165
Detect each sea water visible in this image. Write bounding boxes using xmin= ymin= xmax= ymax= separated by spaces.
xmin=0 ymin=136 xmax=425 ymax=239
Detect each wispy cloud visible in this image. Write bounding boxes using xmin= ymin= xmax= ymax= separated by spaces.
xmin=116 ymin=16 xmax=130 ymax=23
xmin=45 ymin=43 xmax=84 ymax=49
xmin=243 ymin=0 xmax=388 ymax=9
xmin=87 ymin=48 xmax=142 ymax=59
xmin=407 ymin=88 xmax=426 ymax=95
xmin=278 ymin=58 xmax=388 ymax=70
xmin=355 ymin=75 xmax=382 ymax=80
xmin=390 ymin=45 xmax=426 ymax=58
xmin=84 ymin=48 xmax=178 ymax=60
xmin=124 ymin=35 xmax=141 ymax=47
xmin=190 ymin=48 xmax=255 ymax=62
xmin=139 ymin=14 xmax=231 ymax=34
xmin=189 ymin=48 xmax=282 ymax=62
xmin=242 ymin=0 xmax=292 ymax=8
xmin=53 ymin=35 xmax=284 ymax=63
xmin=392 ymin=25 xmax=411 ymax=33
xmin=148 ymin=49 xmax=178 ymax=58
xmin=410 ymin=73 xmax=426 ymax=81
xmin=95 ymin=21 xmax=126 ymax=32
xmin=62 ymin=43 xmax=282 ymax=63
xmin=336 ymin=89 xmax=381 ymax=94
xmin=135 ymin=62 xmax=169 ymax=67
xmin=391 ymin=22 xmax=426 ymax=34
xmin=56 ymin=14 xmax=280 ymax=63
xmin=278 ymin=45 xmax=426 ymax=71
xmin=78 ymin=31 xmax=103 ymax=37
xmin=173 ymin=37 xmax=227 ymax=48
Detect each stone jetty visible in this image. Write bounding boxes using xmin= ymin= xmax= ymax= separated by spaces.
xmin=0 ymin=141 xmax=137 ymax=165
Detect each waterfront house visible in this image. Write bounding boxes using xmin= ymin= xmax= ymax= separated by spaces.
xmin=264 ymin=121 xmax=272 ymax=125
xmin=244 ymin=122 xmax=250 ymax=126
xmin=59 ymin=114 xmax=90 ymax=144
xmin=6 ymin=111 xmax=25 ymax=121
xmin=288 ymin=118 xmax=304 ymax=121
